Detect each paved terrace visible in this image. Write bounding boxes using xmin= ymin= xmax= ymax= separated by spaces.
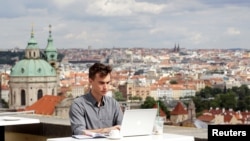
xmin=4 ymin=114 xmax=208 ymax=141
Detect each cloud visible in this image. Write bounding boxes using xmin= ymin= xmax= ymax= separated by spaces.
xmin=0 ymin=0 xmax=250 ymax=49
xmin=86 ymin=0 xmax=166 ymax=16
xmin=190 ymin=33 xmax=203 ymax=44
xmin=0 ymin=1 xmax=27 ymax=18
xmin=226 ymin=27 xmax=241 ymax=35
xmin=52 ymin=0 xmax=76 ymax=8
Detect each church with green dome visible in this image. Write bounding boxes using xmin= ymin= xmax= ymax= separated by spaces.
xmin=8 ymin=25 xmax=59 ymax=109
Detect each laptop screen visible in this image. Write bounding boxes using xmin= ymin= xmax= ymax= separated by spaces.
xmin=120 ymin=108 xmax=157 ymax=137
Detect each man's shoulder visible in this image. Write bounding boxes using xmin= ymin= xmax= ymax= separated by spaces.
xmin=104 ymin=96 xmax=119 ymax=104
xmin=104 ymin=95 xmax=115 ymax=100
xmin=73 ymin=95 xmax=88 ymax=103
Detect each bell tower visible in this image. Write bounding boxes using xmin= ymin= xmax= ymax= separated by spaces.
xmin=44 ymin=25 xmax=61 ymax=94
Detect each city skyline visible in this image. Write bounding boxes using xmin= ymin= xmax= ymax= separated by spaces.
xmin=0 ymin=0 xmax=250 ymax=50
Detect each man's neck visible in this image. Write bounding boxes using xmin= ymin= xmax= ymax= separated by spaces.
xmin=91 ymin=91 xmax=103 ymax=105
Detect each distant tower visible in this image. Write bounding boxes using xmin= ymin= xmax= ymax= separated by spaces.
xmin=44 ymin=25 xmax=58 ymax=68
xmin=188 ymin=100 xmax=196 ymax=120
xmin=173 ymin=43 xmax=180 ymax=52
xmin=44 ymin=25 xmax=61 ymax=94
xmin=177 ymin=44 xmax=180 ymax=52
xmin=88 ymin=45 xmax=91 ymax=56
xmin=174 ymin=43 xmax=177 ymax=52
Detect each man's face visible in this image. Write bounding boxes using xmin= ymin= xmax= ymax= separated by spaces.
xmin=89 ymin=73 xmax=111 ymax=96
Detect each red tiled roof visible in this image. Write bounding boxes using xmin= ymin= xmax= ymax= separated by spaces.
xmin=171 ymin=101 xmax=188 ymax=115
xmin=209 ymin=109 xmax=223 ymax=115
xmin=153 ymin=104 xmax=166 ymax=117
xmin=224 ymin=114 xmax=233 ymax=123
xmin=197 ymin=114 xmax=214 ymax=122
xmin=25 ymin=95 xmax=65 ymax=115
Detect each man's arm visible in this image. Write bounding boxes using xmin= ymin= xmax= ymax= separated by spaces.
xmin=83 ymin=125 xmax=121 ymax=135
xmin=69 ymin=100 xmax=87 ymax=135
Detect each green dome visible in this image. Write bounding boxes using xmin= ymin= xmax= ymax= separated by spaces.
xmin=26 ymin=32 xmax=39 ymax=49
xmin=10 ymin=59 xmax=56 ymax=77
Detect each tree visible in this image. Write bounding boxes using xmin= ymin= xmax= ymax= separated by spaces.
xmin=219 ymin=93 xmax=236 ymax=109
xmin=113 ymin=91 xmax=125 ymax=101
xmin=192 ymin=96 xmax=210 ymax=114
xmin=158 ymin=100 xmax=170 ymax=118
xmin=223 ymin=85 xmax=227 ymax=94
xmin=141 ymin=96 xmax=156 ymax=108
xmin=197 ymin=86 xmax=212 ymax=98
xmin=141 ymin=96 xmax=170 ymax=118
xmin=244 ymin=96 xmax=250 ymax=110
xmin=191 ymin=84 xmax=250 ymax=115
xmin=209 ymin=95 xmax=220 ymax=108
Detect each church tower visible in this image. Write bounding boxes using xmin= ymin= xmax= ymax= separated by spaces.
xmin=44 ymin=25 xmax=58 ymax=67
xmin=25 ymin=26 xmax=41 ymax=59
xmin=9 ymin=26 xmax=57 ymax=109
xmin=44 ymin=25 xmax=61 ymax=94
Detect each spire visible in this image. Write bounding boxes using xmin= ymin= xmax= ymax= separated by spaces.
xmin=25 ymin=24 xmax=40 ymax=59
xmin=44 ymin=24 xmax=58 ymax=62
xmin=48 ymin=24 xmax=53 ymax=42
xmin=27 ymin=24 xmax=38 ymax=48
xmin=45 ymin=24 xmax=56 ymax=52
xmin=31 ymin=23 xmax=34 ymax=38
xmin=49 ymin=24 xmax=52 ymax=38
xmin=174 ymin=43 xmax=176 ymax=52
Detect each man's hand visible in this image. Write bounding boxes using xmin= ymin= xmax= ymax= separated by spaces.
xmin=83 ymin=125 xmax=121 ymax=135
xmin=102 ymin=125 xmax=121 ymax=133
xmin=110 ymin=125 xmax=121 ymax=130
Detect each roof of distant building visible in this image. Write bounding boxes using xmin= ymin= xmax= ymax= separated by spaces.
xmin=171 ymin=101 xmax=188 ymax=115
xmin=25 ymin=95 xmax=65 ymax=115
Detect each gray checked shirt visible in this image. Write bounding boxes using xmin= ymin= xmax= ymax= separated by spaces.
xmin=69 ymin=93 xmax=123 ymax=135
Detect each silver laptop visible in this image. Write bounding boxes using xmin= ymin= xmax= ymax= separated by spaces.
xmin=120 ymin=108 xmax=157 ymax=137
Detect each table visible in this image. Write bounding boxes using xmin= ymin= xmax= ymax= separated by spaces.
xmin=47 ymin=133 xmax=194 ymax=141
xmin=0 ymin=116 xmax=40 ymax=141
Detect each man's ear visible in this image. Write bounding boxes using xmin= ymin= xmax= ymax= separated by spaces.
xmin=89 ymin=78 xmax=93 ymax=84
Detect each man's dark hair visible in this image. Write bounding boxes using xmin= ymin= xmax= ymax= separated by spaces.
xmin=89 ymin=63 xmax=112 ymax=79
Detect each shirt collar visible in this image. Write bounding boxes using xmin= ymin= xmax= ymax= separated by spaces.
xmin=86 ymin=92 xmax=106 ymax=107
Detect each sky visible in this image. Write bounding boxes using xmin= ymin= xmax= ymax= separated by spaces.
xmin=0 ymin=0 xmax=250 ymax=50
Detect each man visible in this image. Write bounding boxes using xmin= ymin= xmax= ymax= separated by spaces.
xmin=69 ymin=63 xmax=123 ymax=135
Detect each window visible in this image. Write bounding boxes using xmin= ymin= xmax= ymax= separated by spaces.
xmin=21 ymin=90 xmax=26 ymax=105
xmin=14 ymin=93 xmax=16 ymax=104
xmin=37 ymin=89 xmax=43 ymax=99
xmin=11 ymin=91 xmax=16 ymax=105
xmin=21 ymin=68 xmax=25 ymax=73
